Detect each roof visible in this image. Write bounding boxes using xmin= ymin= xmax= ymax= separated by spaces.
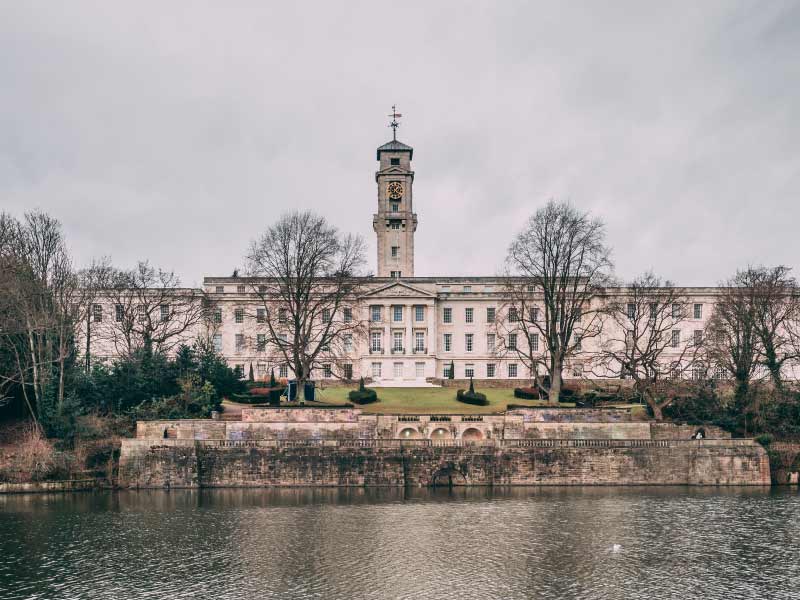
xmin=376 ymin=139 xmax=413 ymax=160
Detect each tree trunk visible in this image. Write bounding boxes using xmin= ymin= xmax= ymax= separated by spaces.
xmin=549 ymin=355 xmax=562 ymax=403
xmin=85 ymin=311 xmax=91 ymax=373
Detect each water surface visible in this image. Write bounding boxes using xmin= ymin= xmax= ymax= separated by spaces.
xmin=1 ymin=487 xmax=798 ymax=599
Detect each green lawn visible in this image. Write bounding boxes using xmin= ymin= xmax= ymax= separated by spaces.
xmin=311 ymin=386 xmax=554 ymax=414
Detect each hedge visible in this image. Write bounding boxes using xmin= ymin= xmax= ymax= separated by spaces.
xmin=513 ymin=387 xmax=539 ymax=400
xmin=348 ymin=388 xmax=379 ymax=405
xmin=456 ymin=389 xmax=489 ymax=406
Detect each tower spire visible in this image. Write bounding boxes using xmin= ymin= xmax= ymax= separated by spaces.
xmin=388 ymin=105 xmax=402 ymax=141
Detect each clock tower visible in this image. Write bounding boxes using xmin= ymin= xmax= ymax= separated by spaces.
xmin=373 ymin=108 xmax=417 ymax=278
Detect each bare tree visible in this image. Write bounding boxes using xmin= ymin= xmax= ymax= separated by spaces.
xmin=75 ymin=258 xmax=114 ymax=372
xmin=502 ymin=201 xmax=612 ymax=401
xmin=592 ymin=273 xmax=702 ymax=420
xmin=98 ymin=262 xmax=208 ymax=358
xmin=245 ymin=211 xmax=366 ymax=390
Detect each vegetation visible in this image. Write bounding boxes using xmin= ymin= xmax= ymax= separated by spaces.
xmin=348 ymin=377 xmax=378 ymax=405
xmin=456 ymin=378 xmax=489 ymax=406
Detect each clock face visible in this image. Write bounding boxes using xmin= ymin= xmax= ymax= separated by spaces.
xmin=387 ymin=181 xmax=404 ymax=200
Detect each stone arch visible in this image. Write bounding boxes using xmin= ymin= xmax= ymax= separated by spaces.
xmin=693 ymin=428 xmax=706 ymax=440
xmin=461 ymin=427 xmax=484 ymax=441
xmin=431 ymin=465 xmax=468 ymax=487
xmin=398 ymin=427 xmax=421 ymax=439
xmin=430 ymin=427 xmax=451 ymax=439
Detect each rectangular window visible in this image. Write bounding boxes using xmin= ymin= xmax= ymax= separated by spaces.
xmin=465 ymin=307 xmax=474 ymax=323
xmin=672 ymin=303 xmax=681 ymax=318
xmin=344 ymin=334 xmax=353 ymax=352
xmin=415 ymin=305 xmax=425 ymax=322
xmin=256 ymin=363 xmax=267 ymax=376
xmin=508 ymin=363 xmax=518 ymax=378
xmin=235 ymin=333 xmax=245 ymax=352
xmin=529 ymin=307 xmax=539 ymax=322
xmin=649 ymin=303 xmax=658 ymax=319
xmin=443 ymin=363 xmax=453 ymax=378
xmin=509 ymin=307 xmax=519 ymax=322
xmin=486 ymin=307 xmax=496 ymax=322
xmin=235 ymin=308 xmax=244 ymax=324
xmin=415 ymin=331 xmax=425 ymax=351
xmin=671 ymin=330 xmax=680 ymax=348
xmin=390 ymin=271 xmax=401 ymax=278
xmin=530 ymin=332 xmax=539 ymax=352
xmin=526 ymin=284 xmax=535 ymax=292
xmin=486 ymin=363 xmax=496 ymax=378
xmin=391 ymin=246 xmax=399 ymax=258
xmin=371 ymin=306 xmax=382 ymax=322
xmin=486 ymin=334 xmax=496 ymax=353
xmin=393 ymin=306 xmax=403 ymax=322
xmin=212 ymin=334 xmax=222 ymax=352
xmin=234 ymin=364 xmax=244 ymax=378
xmin=372 ymin=362 xmax=382 ymax=378
xmin=279 ymin=364 xmax=288 ymax=378
xmin=443 ymin=333 xmax=452 ymax=352
xmin=415 ymin=362 xmax=425 ymax=378
xmin=393 ymin=362 xmax=403 ymax=378
xmin=390 ymin=203 xmax=399 ymax=212
xmin=115 ymin=304 xmax=124 ymax=322
xmin=213 ymin=308 xmax=222 ymax=324
xmin=92 ymin=304 xmax=102 ymax=323
xmin=694 ymin=303 xmax=703 ymax=319
xmin=215 ymin=286 xmax=224 ymax=294
xmin=343 ymin=364 xmax=353 ymax=380
xmin=627 ymin=303 xmax=636 ymax=319
xmin=574 ymin=335 xmax=582 ymax=351
xmin=344 ymin=307 xmax=353 ymax=323
xmin=465 ymin=333 xmax=474 ymax=352
xmin=137 ymin=305 xmax=146 ymax=322
xmin=393 ymin=331 xmax=404 ymax=352
xmin=322 ymin=308 xmax=331 ymax=323
xmin=256 ymin=308 xmax=266 ymax=323
xmin=390 ymin=157 xmax=400 ymax=166
xmin=694 ymin=330 xmax=703 ymax=346
xmin=371 ymin=331 xmax=382 ymax=352
xmin=323 ymin=364 xmax=332 ymax=378
xmin=463 ymin=285 xmax=472 ymax=293
xmin=256 ymin=334 xmax=266 ymax=351
xmin=443 ymin=307 xmax=452 ymax=323
xmin=692 ymin=366 xmax=704 ymax=381
xmin=258 ymin=285 xmax=267 ymax=293
xmin=508 ymin=333 xmax=517 ymax=350
xmin=237 ymin=285 xmax=246 ymax=294
xmin=390 ymin=221 xmax=401 ymax=230
xmin=279 ymin=308 xmax=287 ymax=324
xmin=160 ymin=304 xmax=170 ymax=322
xmin=465 ymin=363 xmax=474 ymax=378
xmin=278 ymin=333 xmax=288 ymax=346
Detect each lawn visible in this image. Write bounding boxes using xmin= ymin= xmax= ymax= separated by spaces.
xmin=310 ymin=386 xmax=554 ymax=414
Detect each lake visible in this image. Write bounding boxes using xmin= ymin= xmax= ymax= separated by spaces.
xmin=1 ymin=487 xmax=798 ymax=599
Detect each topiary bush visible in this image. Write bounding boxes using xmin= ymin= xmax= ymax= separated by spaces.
xmin=457 ymin=379 xmax=488 ymax=406
xmin=513 ymin=387 xmax=538 ymax=400
xmin=348 ymin=377 xmax=379 ymax=405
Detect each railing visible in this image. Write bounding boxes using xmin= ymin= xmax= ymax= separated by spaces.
xmin=391 ymin=347 xmax=405 ymax=354
xmin=369 ymin=347 xmax=384 ymax=354
xmin=413 ymin=347 xmax=427 ymax=354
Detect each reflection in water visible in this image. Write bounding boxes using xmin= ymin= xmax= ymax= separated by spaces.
xmin=1 ymin=487 xmax=798 ymax=600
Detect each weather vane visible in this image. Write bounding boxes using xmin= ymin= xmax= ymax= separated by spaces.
xmin=388 ymin=105 xmax=402 ymax=141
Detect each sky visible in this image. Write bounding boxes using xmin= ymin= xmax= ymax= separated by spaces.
xmin=1 ymin=1 xmax=799 ymax=288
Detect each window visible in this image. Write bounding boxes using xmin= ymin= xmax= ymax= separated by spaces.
xmin=529 ymin=307 xmax=539 ymax=322
xmin=574 ymin=335 xmax=582 ymax=352
xmin=443 ymin=333 xmax=452 ymax=352
xmin=320 ymin=336 xmax=330 ymax=353
xmin=393 ymin=306 xmax=403 ymax=322
xmin=343 ymin=334 xmax=353 ymax=352
xmin=322 ymin=309 xmax=331 ymax=323
xmin=443 ymin=363 xmax=453 ymax=378
xmin=486 ymin=307 xmax=496 ymax=322
xmin=508 ymin=334 xmax=517 ymax=350
xmin=463 ymin=285 xmax=472 ymax=293
xmin=256 ymin=334 xmax=266 ymax=351
xmin=258 ymin=285 xmax=267 ymax=293
xmin=278 ymin=333 xmax=288 ymax=346
xmin=234 ymin=364 xmax=244 ymax=378
xmin=393 ymin=331 xmax=404 ymax=352
xmin=465 ymin=307 xmax=474 ymax=323
xmin=465 ymin=363 xmax=474 ymax=378
xmin=441 ymin=285 xmax=450 ymax=292
xmin=627 ymin=303 xmax=636 ymax=319
xmin=279 ymin=364 xmax=288 ymax=378
xmin=672 ymin=303 xmax=681 ymax=319
xmin=509 ymin=307 xmax=519 ymax=322
xmin=323 ymin=364 xmax=332 ymax=378
xmin=526 ymin=284 xmax=535 ymax=292
xmin=235 ymin=334 xmax=245 ymax=352
xmin=344 ymin=307 xmax=353 ymax=323
xmin=213 ymin=308 xmax=222 ymax=324
xmin=390 ymin=157 xmax=400 ymax=166
xmin=343 ymin=364 xmax=353 ymax=380
xmin=235 ymin=308 xmax=244 ymax=323
xmin=694 ymin=303 xmax=703 ymax=319
xmin=486 ymin=363 xmax=496 ymax=378
xmin=465 ymin=333 xmax=474 ymax=352
xmin=256 ymin=308 xmax=266 ymax=323
xmin=390 ymin=221 xmax=401 ymax=230
xmin=393 ymin=362 xmax=403 ymax=378
xmin=572 ymin=363 xmax=583 ymax=377
xmin=529 ymin=332 xmax=539 ymax=352
xmin=278 ymin=308 xmax=287 ymax=324
xmin=486 ymin=334 xmax=496 ymax=352
xmin=215 ymin=286 xmax=224 ymax=294
xmin=415 ymin=305 xmax=425 ymax=322
xmin=371 ymin=305 xmax=382 ymax=322
xmin=390 ymin=203 xmax=399 ymax=212
xmin=160 ymin=304 xmax=170 ymax=322
xmin=415 ymin=331 xmax=425 ymax=352
xmin=671 ymin=330 xmax=680 ymax=348
xmin=115 ymin=304 xmax=124 ymax=322
xmin=390 ymin=271 xmax=401 ymax=278
xmin=692 ymin=366 xmax=704 ymax=381
xmin=256 ymin=363 xmax=267 ymax=377
xmin=237 ymin=285 xmax=246 ymax=294
xmin=212 ymin=334 xmax=222 ymax=352
xmin=372 ymin=362 xmax=382 ymax=378
xmin=415 ymin=362 xmax=425 ymax=378
xmin=443 ymin=307 xmax=452 ymax=323
xmin=371 ymin=331 xmax=382 ymax=352
xmin=391 ymin=245 xmax=399 ymax=257
xmin=508 ymin=363 xmax=518 ymax=378
xmin=694 ymin=330 xmax=703 ymax=346
xmin=92 ymin=304 xmax=102 ymax=322
xmin=137 ymin=305 xmax=146 ymax=322
xmin=484 ymin=286 xmax=493 ymax=292
xmin=713 ymin=366 xmax=726 ymax=381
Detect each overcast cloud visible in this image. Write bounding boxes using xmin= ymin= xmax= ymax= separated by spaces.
xmin=1 ymin=1 xmax=799 ymax=287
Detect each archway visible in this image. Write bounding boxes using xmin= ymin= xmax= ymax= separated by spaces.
xmin=398 ymin=427 xmax=421 ymax=439
xmin=430 ymin=427 xmax=450 ymax=439
xmin=461 ymin=427 xmax=484 ymax=441
xmin=431 ymin=466 xmax=468 ymax=487
xmin=693 ymin=428 xmax=707 ymax=440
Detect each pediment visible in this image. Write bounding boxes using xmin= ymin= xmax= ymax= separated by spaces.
xmin=376 ymin=166 xmax=412 ymax=176
xmin=361 ymin=281 xmax=436 ymax=299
